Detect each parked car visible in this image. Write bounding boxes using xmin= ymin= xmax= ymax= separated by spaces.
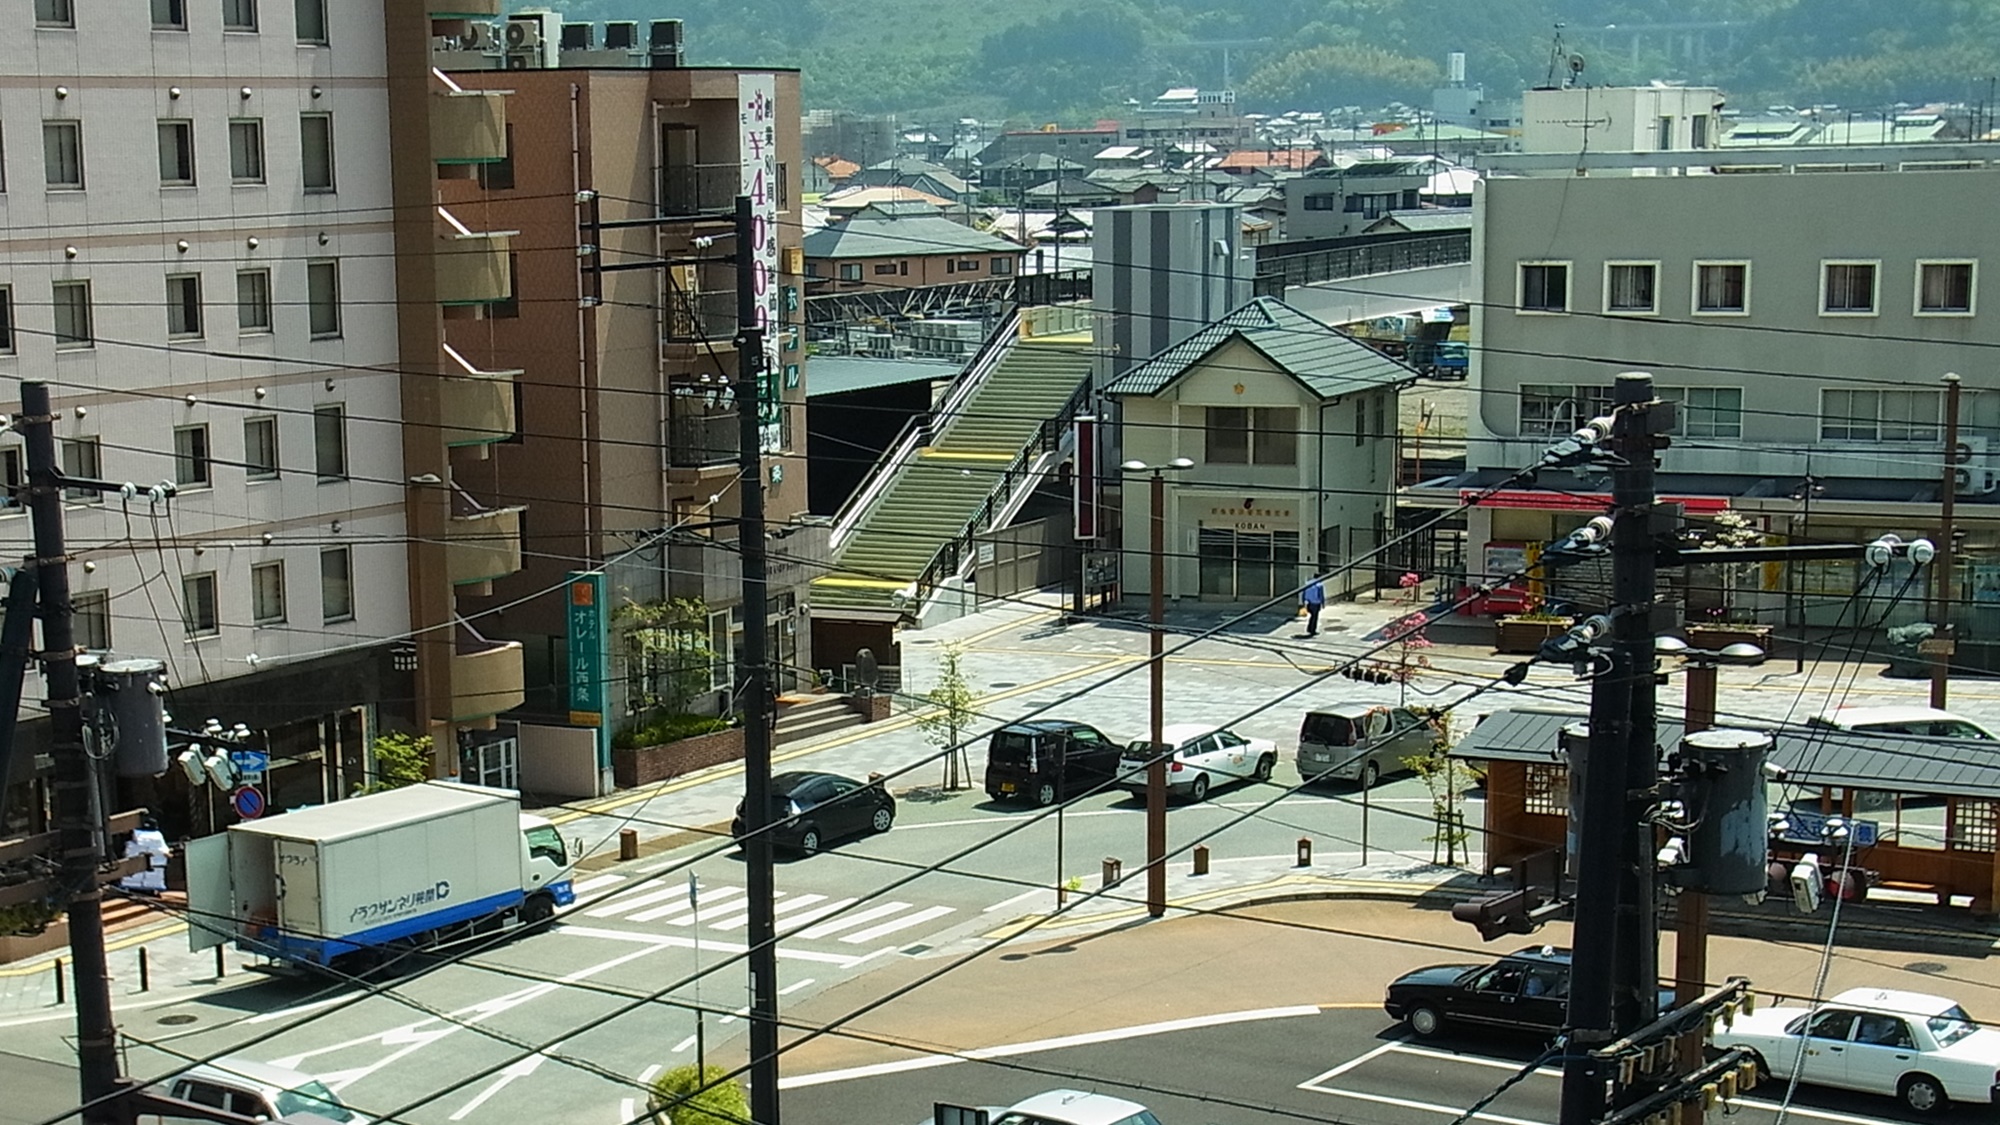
xmin=992 ymin=1089 xmax=1161 ymax=1125
xmin=1809 ymin=706 xmax=1997 ymax=741
xmin=732 ymin=770 xmax=894 ymax=856
xmin=985 ymin=720 xmax=1122 ymax=806
xmin=145 ymin=1057 xmax=360 ymax=1123
xmin=1384 ymin=946 xmax=1676 ymax=1040
xmin=1296 ymin=704 xmax=1439 ymax=789
xmin=1115 ymin=723 xmax=1278 ymax=803
xmin=1720 ymin=987 xmax=2000 ymax=1113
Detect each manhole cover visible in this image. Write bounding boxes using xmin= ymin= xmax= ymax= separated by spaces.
xmin=1904 ymin=961 xmax=1949 ymax=975
xmin=157 ymin=1014 xmax=198 ymax=1026
xmin=988 ymin=681 xmax=1019 ymax=689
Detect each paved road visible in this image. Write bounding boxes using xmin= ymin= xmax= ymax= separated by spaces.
xmin=783 ymin=1008 xmax=1953 ymax=1125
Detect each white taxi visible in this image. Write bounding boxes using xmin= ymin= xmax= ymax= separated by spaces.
xmin=1721 ymin=987 xmax=2000 ymax=1113
xmin=1115 ymin=723 xmax=1278 ymax=803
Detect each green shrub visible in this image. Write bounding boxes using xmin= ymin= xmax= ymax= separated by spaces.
xmin=356 ymin=732 xmax=433 ymax=795
xmin=0 ymin=898 xmax=60 ymax=937
xmin=614 ymin=713 xmax=731 ymax=750
xmin=647 ymin=1064 xmax=749 ymax=1125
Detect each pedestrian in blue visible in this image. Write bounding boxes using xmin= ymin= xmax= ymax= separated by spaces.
xmin=1301 ymin=577 xmax=1325 ymax=636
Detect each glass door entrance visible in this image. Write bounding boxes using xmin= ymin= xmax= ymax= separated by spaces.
xmin=1198 ymin=528 xmax=1301 ymax=601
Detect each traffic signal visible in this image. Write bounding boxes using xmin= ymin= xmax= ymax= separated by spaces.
xmin=1450 ymin=887 xmax=1544 ymax=941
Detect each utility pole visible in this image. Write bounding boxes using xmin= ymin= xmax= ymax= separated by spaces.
xmin=1931 ymin=373 xmax=1962 ymax=708
xmin=733 ymin=195 xmax=781 ymax=1125
xmin=1559 ymin=372 xmax=1662 ymax=1125
xmin=23 ymin=381 xmax=124 ymax=1124
xmin=1147 ymin=467 xmax=1167 ymax=919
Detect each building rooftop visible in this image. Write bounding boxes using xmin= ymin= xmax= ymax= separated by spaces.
xmin=1106 ymin=296 xmax=1418 ymax=400
xmin=1363 ymin=208 xmax=1474 ymax=234
xmin=805 ymin=356 xmax=961 ymax=398
xmin=821 ymin=185 xmax=954 ymax=214
xmin=1218 ymin=149 xmax=1327 ymax=172
xmin=802 ymin=213 xmax=1023 ymax=260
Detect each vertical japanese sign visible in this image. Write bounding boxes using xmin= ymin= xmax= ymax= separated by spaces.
xmin=739 ymin=73 xmax=784 ymax=454
xmin=566 ymin=572 xmax=607 ymax=727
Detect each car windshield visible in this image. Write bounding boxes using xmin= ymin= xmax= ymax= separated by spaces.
xmin=1930 ymin=1005 xmax=1980 ymax=1046
xmin=275 ymin=1081 xmax=355 ymax=1122
xmin=524 ymin=824 xmax=565 ymax=866
xmin=990 ymin=731 xmax=1038 ymax=764
xmin=1302 ymin=713 xmax=1358 ymax=746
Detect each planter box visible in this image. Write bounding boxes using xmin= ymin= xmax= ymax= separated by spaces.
xmin=1687 ymin=624 xmax=1773 ymax=652
xmin=0 ymin=918 xmax=68 ymax=966
xmin=1495 ymin=617 xmax=1572 ymax=655
xmin=613 ymin=726 xmax=746 ymax=789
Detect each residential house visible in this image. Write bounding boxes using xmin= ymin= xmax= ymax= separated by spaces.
xmin=976 ymin=124 xmax=1123 ymax=170
xmin=1362 ymin=210 xmax=1474 ymax=236
xmin=1108 ymin=298 xmax=1415 ymax=602
xmin=1285 ymin=160 xmax=1431 ymax=240
xmin=803 ymin=211 xmax=1025 ymax=291
xmin=1023 ymin=177 xmax=1121 ymax=209
xmin=822 ymin=186 xmax=955 ymax=219
xmin=843 ymin=157 xmax=971 ymax=203
xmin=807 ymin=154 xmax=861 ymax=195
xmin=985 ymin=153 xmax=1091 ymax=193
xmin=1427 ymin=146 xmax=2000 ymax=640
xmin=1217 ymin=149 xmax=1329 ymax=177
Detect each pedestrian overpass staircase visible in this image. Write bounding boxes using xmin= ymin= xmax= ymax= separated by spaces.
xmin=814 ymin=309 xmax=1093 ymax=619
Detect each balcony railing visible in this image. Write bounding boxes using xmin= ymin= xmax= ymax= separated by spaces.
xmin=664 ymin=288 xmax=738 ymax=344
xmin=437 ymin=206 xmax=516 ymax=306
xmin=660 ymin=164 xmax=744 ymax=217
xmin=431 ymin=70 xmax=507 ymax=165
xmin=1253 ymin=229 xmax=1472 ymax=298
xmin=453 ymin=620 xmax=525 ymax=722
xmin=446 ymin=501 xmax=524 ymax=586
xmin=439 ymin=342 xmax=519 ymax=446
xmin=668 ymin=396 xmax=739 ymax=468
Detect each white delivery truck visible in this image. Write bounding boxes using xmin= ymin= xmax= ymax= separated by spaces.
xmin=186 ymin=781 xmax=573 ymax=970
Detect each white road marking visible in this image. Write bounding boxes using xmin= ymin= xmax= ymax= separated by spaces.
xmin=628 ymin=885 xmax=744 ymax=924
xmin=794 ymin=902 xmax=912 ymax=939
xmin=983 ymin=887 xmax=1050 ymax=913
xmin=778 ymin=978 xmax=816 ymax=996
xmin=1296 ymin=1037 xmax=1406 ymax=1088
xmin=780 ymin=1005 xmax=1321 ymax=1089
xmin=619 ymin=1099 xmax=634 ymax=1122
xmin=838 ymin=905 xmax=956 ymax=944
xmin=583 ymin=886 xmax=688 ymax=918
xmin=570 ymin=873 xmax=627 ymax=895
xmin=681 ymin=900 xmax=756 ymax=929
xmin=770 ymin=894 xmax=829 ymax=917
xmin=555 ymin=924 xmax=866 ymax=966
xmin=449 ymin=1042 xmax=562 ymax=1121
xmin=671 ymin=1035 xmax=696 ymax=1054
xmin=245 ymin=995 xmax=349 ymax=1024
xmin=768 ymin=896 xmax=859 ymax=931
xmin=1390 ymin=1044 xmax=1562 ymax=1076
xmin=1303 ymin=1086 xmax=1544 ymax=1125
xmin=640 ymin=1065 xmax=661 ymax=1083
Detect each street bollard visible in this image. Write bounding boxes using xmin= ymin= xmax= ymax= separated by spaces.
xmin=619 ymin=828 xmax=639 ymax=862
xmin=1192 ymin=845 xmax=1209 ymax=877
xmin=138 ymin=947 xmax=150 ymax=993
xmin=1296 ymin=837 xmax=1312 ymax=868
xmin=54 ymin=958 xmax=65 ymax=1005
xmin=1101 ymin=856 xmax=1121 ymax=887
xmin=215 ymin=944 xmax=226 ymax=979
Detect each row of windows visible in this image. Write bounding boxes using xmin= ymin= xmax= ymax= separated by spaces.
xmin=63 ymin=546 xmax=351 ymax=649
xmin=1518 ymin=259 xmax=1979 ymax=318
xmin=1518 ymin=383 xmax=1945 ymax=443
xmin=34 ymin=114 xmax=334 ymax=193
xmin=1200 ymin=400 xmax=1392 ymax=466
xmin=0 ymin=262 xmax=342 ymax=353
xmin=3 ymin=409 xmax=348 ymax=509
xmin=38 ymin=0 xmax=328 ymax=41
xmin=813 ymin=257 xmax=1016 ymax=281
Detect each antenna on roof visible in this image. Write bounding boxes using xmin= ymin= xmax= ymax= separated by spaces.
xmin=1543 ymin=23 xmax=1568 ymax=89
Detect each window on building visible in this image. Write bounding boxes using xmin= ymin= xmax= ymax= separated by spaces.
xmin=1519 ymin=384 xmax=1615 ymax=436
xmin=1917 ymin=261 xmax=1975 ymax=315
xmin=873 ymin=263 xmax=899 ymax=276
xmin=223 ymin=0 xmax=257 ymax=32
xmin=0 ymin=449 xmax=19 ymax=510
xmin=992 ymin=256 xmax=1014 ymax=276
xmin=300 ymin=114 xmax=334 ymax=191
xmin=957 ymin=259 xmax=979 ymax=272
xmin=251 ymin=561 xmax=286 ymax=624
xmin=1206 ymin=406 xmax=1250 ymax=463
xmin=73 ymin=590 xmax=109 ymax=650
xmin=152 ymin=0 xmax=186 ymax=29
xmin=1517 ymin=262 xmax=1569 ymax=313
xmin=487 ymin=253 xmax=519 ymax=319
xmin=1821 ymin=261 xmax=1878 ymax=315
xmin=293 ymin=0 xmax=326 ymax=43
xmin=313 ymin=404 xmax=346 ymax=479
xmin=477 ymin=125 xmax=516 ymax=191
xmin=236 ymin=269 xmax=271 ymax=333
xmin=1353 ymin=399 xmax=1367 ymax=447
xmin=60 ymin=436 xmax=100 ymax=503
xmin=243 ymin=416 xmax=278 ymax=479
xmin=1204 ymin=406 xmax=1297 ymax=465
xmin=43 ymin=121 xmax=83 ymax=188
xmin=52 ymin=280 xmax=92 ymax=348
xmin=804 ymin=262 xmax=821 ymax=278
xmin=1604 ymin=262 xmax=1658 ymax=314
xmin=837 ymin=263 xmax=861 ymax=281
xmin=174 ymin=425 xmax=211 ymax=486
xmin=35 ymin=0 xmax=72 ymax=27
xmin=945 ymin=259 xmax=956 ymax=275
xmin=1691 ymin=114 xmax=1710 ymax=149
xmin=166 ymin=273 xmax=203 ymax=338
xmin=1693 ymin=261 xmax=1749 ymax=314
xmin=182 ymin=572 xmax=218 ymax=637
xmin=1657 ymin=116 xmax=1674 ymax=151
xmin=1658 ymin=387 xmax=1743 ymax=439
xmin=157 ymin=121 xmax=195 ymax=185
xmin=307 ymin=260 xmax=340 ymax=337
xmin=708 ymin=609 xmax=731 ymax=690
xmin=228 ymin=119 xmax=264 ymax=183
xmin=0 ymin=287 xmax=14 ymax=354
xmin=320 ymin=547 xmax=352 ymax=622
xmin=1302 ymin=193 xmax=1337 ymax=211
xmin=1822 ymin=389 xmax=1941 ymax=443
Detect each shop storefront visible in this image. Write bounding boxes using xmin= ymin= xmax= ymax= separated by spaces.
xmin=1197 ymin=501 xmax=1303 ymax=601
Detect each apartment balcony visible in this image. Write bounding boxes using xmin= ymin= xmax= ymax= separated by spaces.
xmin=437 ymin=206 xmax=516 ymax=306
xmin=667 ymin=392 xmax=739 ymax=477
xmin=669 ymin=520 xmax=829 ymax=605
xmin=446 ymin=500 xmax=524 ymax=586
xmin=439 ymin=343 xmax=519 ymax=446
xmin=453 ymin=622 xmax=524 ymax=722
xmin=662 ymin=286 xmax=739 ymax=347
xmin=431 ymin=77 xmax=507 ymax=166
xmin=660 ymin=164 xmax=746 ymax=218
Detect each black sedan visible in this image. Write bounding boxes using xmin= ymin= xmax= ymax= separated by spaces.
xmin=732 ymin=770 xmax=895 ymax=856
xmin=1386 ymin=946 xmax=1677 ymax=1039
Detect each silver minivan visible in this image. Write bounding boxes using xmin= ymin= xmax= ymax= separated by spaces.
xmin=1296 ymin=703 xmax=1438 ymax=788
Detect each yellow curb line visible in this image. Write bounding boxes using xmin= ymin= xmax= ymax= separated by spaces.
xmin=0 ymin=921 xmax=187 ymax=977
xmin=550 ymin=644 xmax=1123 ymax=826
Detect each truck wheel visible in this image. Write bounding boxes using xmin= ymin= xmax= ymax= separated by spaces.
xmin=520 ymin=894 xmax=555 ymax=927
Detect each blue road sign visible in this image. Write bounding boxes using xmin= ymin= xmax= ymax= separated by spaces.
xmin=229 ymin=749 xmax=269 ymax=780
xmin=231 ymin=786 xmax=266 ymax=820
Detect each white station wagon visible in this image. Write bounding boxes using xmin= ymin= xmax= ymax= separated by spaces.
xmin=1721 ymin=987 xmax=2000 ymax=1113
xmin=1116 ymin=723 xmax=1278 ymax=803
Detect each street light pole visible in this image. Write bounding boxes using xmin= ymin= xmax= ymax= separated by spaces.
xmin=1124 ymin=457 xmax=1193 ymax=920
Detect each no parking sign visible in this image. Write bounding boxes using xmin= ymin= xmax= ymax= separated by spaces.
xmin=231 ymin=786 xmax=266 ymax=820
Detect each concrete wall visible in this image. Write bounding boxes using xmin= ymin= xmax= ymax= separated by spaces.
xmin=1521 ymin=86 xmax=1725 ymax=156
xmin=519 ymin=722 xmax=602 ymax=798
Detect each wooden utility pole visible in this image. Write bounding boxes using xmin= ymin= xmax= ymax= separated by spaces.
xmin=1931 ymin=373 xmax=1962 ymax=708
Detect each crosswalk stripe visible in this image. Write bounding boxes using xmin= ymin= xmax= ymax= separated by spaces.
xmin=773 ymin=897 xmax=860 ymax=932
xmin=570 ymin=874 xmax=626 ymax=895
xmin=583 ymin=885 xmax=687 ymax=918
xmin=677 ymin=900 xmax=754 ymax=928
xmin=628 ymin=885 xmax=745 ymax=924
xmin=795 ymin=902 xmax=911 ymax=940
xmin=837 ymin=905 xmax=957 ymax=945
xmin=708 ymin=893 xmax=830 ymax=932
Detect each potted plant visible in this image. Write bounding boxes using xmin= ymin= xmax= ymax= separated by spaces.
xmin=1686 ymin=607 xmax=1773 ymax=652
xmin=1495 ymin=603 xmax=1575 ymax=654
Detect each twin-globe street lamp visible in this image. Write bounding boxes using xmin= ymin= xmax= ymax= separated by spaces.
xmin=1123 ymin=457 xmax=1194 ymax=919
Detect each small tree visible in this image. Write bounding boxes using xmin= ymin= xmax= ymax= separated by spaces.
xmin=647 ymin=1064 xmax=750 ymax=1125
xmin=1383 ymin=609 xmax=1435 ymax=705
xmin=915 ymin=643 xmax=978 ymax=790
xmin=358 ymin=732 xmax=433 ymax=795
xmin=616 ymin=597 xmax=719 ymax=723
xmin=1399 ymin=709 xmax=1469 ymax=866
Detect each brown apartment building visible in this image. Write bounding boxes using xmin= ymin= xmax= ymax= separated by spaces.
xmin=436 ymin=20 xmax=820 ymax=751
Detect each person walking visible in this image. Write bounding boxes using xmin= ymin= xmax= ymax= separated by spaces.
xmin=1301 ymin=576 xmax=1325 ymax=636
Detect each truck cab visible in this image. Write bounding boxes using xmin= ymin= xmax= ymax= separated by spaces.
xmin=519 ymin=813 xmax=574 ymax=920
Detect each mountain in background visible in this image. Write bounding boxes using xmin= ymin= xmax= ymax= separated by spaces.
xmin=557 ymin=0 xmax=2000 ymax=121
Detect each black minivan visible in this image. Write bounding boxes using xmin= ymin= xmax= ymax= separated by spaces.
xmin=984 ymin=720 xmax=1121 ymax=806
